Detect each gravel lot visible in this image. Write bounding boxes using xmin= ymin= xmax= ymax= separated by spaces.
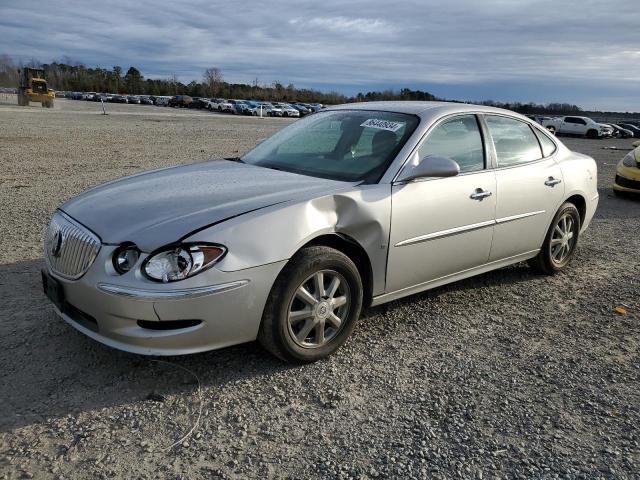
xmin=1 ymin=98 xmax=638 ymax=479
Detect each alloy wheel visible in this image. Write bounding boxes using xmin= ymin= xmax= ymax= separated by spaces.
xmin=550 ymin=213 xmax=576 ymax=265
xmin=287 ymin=269 xmax=350 ymax=348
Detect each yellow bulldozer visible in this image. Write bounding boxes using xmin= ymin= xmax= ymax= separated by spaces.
xmin=17 ymin=67 xmax=55 ymax=108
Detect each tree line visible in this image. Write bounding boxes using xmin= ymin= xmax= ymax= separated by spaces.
xmin=1 ymin=54 xmax=624 ymax=115
xmin=0 ymin=56 xmax=347 ymax=104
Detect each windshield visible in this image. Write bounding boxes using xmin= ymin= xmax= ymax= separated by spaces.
xmin=242 ymin=110 xmax=419 ymax=182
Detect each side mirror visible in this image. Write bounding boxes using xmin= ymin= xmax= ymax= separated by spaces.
xmin=397 ymin=155 xmax=460 ymax=182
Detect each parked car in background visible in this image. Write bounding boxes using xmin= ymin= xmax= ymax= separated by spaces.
xmin=291 ymin=103 xmax=311 ymax=116
xmin=248 ymin=102 xmax=271 ymax=116
xmin=618 ymin=124 xmax=640 ymax=138
xmin=41 ymin=101 xmax=598 ymax=362
xmin=153 ymin=96 xmax=171 ymax=106
xmin=111 ymin=95 xmax=128 ymax=103
xmin=188 ymin=98 xmax=209 ymax=109
xmin=607 ymin=124 xmax=633 ymax=138
xmin=542 ymin=116 xmax=605 ymax=138
xmin=168 ymin=95 xmax=193 ymax=107
xmin=599 ymin=124 xmax=614 ymax=138
xmin=206 ymin=98 xmax=233 ymax=112
xmin=139 ymin=96 xmax=154 ymax=105
xmin=276 ymin=103 xmax=300 ymax=117
xmin=227 ymin=99 xmax=249 ymax=115
xmin=613 ymin=146 xmax=640 ymax=195
xmin=127 ymin=96 xmax=141 ymax=104
xmin=526 ymin=115 xmax=552 ymax=125
xmin=265 ymin=104 xmax=283 ymax=117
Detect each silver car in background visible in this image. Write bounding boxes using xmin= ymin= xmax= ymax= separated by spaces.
xmin=42 ymin=102 xmax=599 ymax=362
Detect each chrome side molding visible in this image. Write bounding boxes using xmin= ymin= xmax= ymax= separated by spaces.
xmin=395 ymin=210 xmax=545 ymax=247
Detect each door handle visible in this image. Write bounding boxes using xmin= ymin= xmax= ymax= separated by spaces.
xmin=470 ymin=189 xmax=492 ymax=200
xmin=544 ymin=177 xmax=562 ymax=187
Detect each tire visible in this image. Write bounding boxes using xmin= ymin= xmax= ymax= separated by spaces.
xmin=586 ymin=129 xmax=598 ymax=139
xmin=546 ymin=126 xmax=556 ymax=135
xmin=258 ymin=246 xmax=363 ymax=363
xmin=528 ymin=202 xmax=581 ymax=275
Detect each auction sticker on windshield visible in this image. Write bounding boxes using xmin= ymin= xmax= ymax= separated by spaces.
xmin=360 ymin=118 xmax=404 ymax=132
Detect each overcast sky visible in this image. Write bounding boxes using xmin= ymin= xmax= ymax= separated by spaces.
xmin=2 ymin=0 xmax=639 ymax=111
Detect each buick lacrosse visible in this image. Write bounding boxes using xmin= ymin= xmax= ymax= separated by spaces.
xmin=42 ymin=102 xmax=598 ymax=362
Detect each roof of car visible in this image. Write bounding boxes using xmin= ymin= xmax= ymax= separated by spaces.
xmin=327 ymin=101 xmax=526 ymax=120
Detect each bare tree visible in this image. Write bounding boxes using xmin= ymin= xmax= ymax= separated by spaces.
xmin=0 ymin=54 xmax=19 ymax=87
xmin=203 ymin=67 xmax=223 ymax=97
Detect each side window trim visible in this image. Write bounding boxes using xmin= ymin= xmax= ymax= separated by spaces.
xmin=477 ymin=114 xmax=497 ymax=170
xmin=481 ymin=113 xmax=547 ymax=170
xmin=531 ymin=126 xmax=558 ymax=158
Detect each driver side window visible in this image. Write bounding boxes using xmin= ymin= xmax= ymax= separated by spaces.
xmin=417 ymin=115 xmax=485 ymax=173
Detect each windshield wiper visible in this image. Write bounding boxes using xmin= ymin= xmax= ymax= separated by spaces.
xmin=224 ymin=157 xmax=245 ymax=163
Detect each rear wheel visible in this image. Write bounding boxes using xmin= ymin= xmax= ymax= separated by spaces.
xmin=258 ymin=246 xmax=363 ymax=363
xmin=529 ymin=202 xmax=580 ymax=274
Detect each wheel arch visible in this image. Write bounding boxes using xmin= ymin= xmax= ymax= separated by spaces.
xmin=299 ymin=233 xmax=374 ymax=307
xmin=564 ymin=193 xmax=587 ymax=226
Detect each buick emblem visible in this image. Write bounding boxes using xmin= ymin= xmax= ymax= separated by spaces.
xmin=50 ymin=230 xmax=64 ymax=258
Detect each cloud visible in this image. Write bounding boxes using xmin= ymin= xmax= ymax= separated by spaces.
xmin=289 ymin=16 xmax=394 ymax=35
xmin=1 ymin=0 xmax=639 ymax=110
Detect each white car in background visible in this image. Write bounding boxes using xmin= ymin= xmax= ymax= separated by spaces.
xmin=207 ymin=99 xmax=233 ymax=113
xmin=154 ymin=96 xmax=171 ymax=106
xmin=277 ymin=104 xmax=301 ymax=117
xmin=265 ymin=104 xmax=284 ymax=117
xmin=542 ymin=116 xmax=605 ymax=138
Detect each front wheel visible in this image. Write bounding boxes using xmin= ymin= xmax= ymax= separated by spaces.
xmin=258 ymin=246 xmax=363 ymax=363
xmin=586 ymin=129 xmax=599 ymax=139
xmin=529 ymin=202 xmax=580 ymax=274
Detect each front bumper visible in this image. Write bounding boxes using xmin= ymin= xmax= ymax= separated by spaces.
xmin=613 ymin=164 xmax=640 ymax=193
xmin=44 ymin=245 xmax=286 ymax=355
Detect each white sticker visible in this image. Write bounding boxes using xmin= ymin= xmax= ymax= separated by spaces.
xmin=360 ymin=118 xmax=404 ymax=132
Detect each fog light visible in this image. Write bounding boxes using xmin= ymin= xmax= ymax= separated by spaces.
xmin=113 ymin=245 xmax=140 ymax=274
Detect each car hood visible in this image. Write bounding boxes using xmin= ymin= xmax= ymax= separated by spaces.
xmin=61 ymin=160 xmax=352 ymax=251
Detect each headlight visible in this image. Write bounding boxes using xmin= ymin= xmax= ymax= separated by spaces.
xmin=622 ymin=152 xmax=639 ymax=168
xmin=142 ymin=244 xmax=226 ymax=283
xmin=113 ymin=245 xmax=140 ymax=274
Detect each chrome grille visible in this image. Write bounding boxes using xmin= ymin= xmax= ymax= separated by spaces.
xmin=45 ymin=211 xmax=101 ymax=280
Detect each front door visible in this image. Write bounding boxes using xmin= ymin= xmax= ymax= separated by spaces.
xmin=386 ymin=114 xmax=496 ymax=293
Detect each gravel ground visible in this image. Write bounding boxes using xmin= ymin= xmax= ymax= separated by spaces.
xmin=0 ymin=98 xmax=638 ymax=479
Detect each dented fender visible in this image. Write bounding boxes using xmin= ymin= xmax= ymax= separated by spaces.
xmin=185 ymin=184 xmax=392 ymax=296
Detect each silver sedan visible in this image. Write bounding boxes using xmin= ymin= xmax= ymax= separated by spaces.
xmin=42 ymin=102 xmax=599 ymax=362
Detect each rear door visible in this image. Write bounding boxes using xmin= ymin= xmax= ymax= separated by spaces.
xmin=483 ymin=115 xmax=564 ymax=261
xmin=386 ymin=114 xmax=496 ymax=292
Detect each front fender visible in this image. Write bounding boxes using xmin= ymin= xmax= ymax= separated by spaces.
xmin=185 ymin=184 xmax=392 ymax=296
